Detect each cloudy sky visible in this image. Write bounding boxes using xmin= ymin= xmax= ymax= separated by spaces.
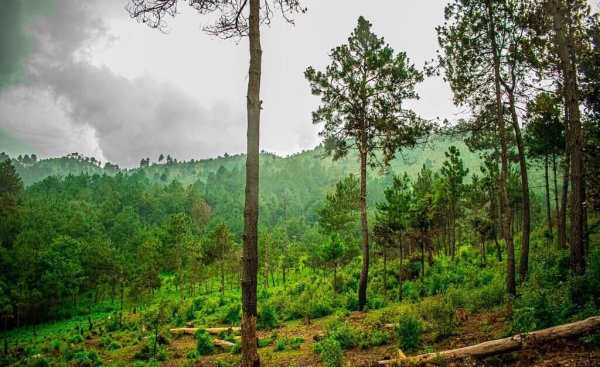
xmin=0 ymin=0 xmax=460 ymax=168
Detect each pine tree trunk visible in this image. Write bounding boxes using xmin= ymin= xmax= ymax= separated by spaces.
xmin=450 ymin=205 xmax=456 ymax=259
xmin=399 ymin=230 xmax=404 ymax=301
xmin=487 ymin=0 xmax=515 ymax=295
xmin=559 ymin=149 xmax=570 ymax=249
xmin=241 ymin=0 xmax=261 ymax=364
xmin=550 ymin=0 xmax=585 ymax=275
xmin=383 ymin=251 xmax=387 ymax=298
xmin=544 ymin=155 xmax=554 ymax=240
xmin=507 ymin=95 xmax=531 ymax=282
xmin=358 ymin=148 xmax=369 ymax=311
xmin=552 ymin=153 xmax=560 ymax=225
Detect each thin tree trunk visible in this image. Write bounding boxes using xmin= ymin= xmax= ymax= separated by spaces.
xmin=552 ymin=153 xmax=560 ymax=225
xmin=450 ymin=206 xmax=456 ymax=259
xmin=399 ymin=230 xmax=404 ymax=301
xmin=358 ymin=148 xmax=369 ymax=311
xmin=383 ymin=251 xmax=387 ymax=298
xmin=420 ymin=228 xmax=425 ymax=281
xmin=333 ymin=263 xmax=337 ymax=298
xmin=544 ymin=154 xmax=553 ymax=239
xmin=241 ymin=0 xmax=261 ymax=364
xmin=491 ymin=187 xmax=502 ymax=262
xmin=487 ymin=0 xmax=515 ymax=295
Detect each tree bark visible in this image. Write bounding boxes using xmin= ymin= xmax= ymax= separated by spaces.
xmin=486 ymin=0 xmax=516 ymax=295
xmin=358 ymin=148 xmax=369 ymax=311
xmin=550 ymin=0 xmax=585 ymax=275
xmin=545 ymin=154 xmax=554 ymax=239
xmin=383 ymin=251 xmax=387 ymax=298
xmin=398 ymin=230 xmax=404 ymax=301
xmin=505 ymin=94 xmax=531 ymax=282
xmin=377 ymin=316 xmax=600 ymax=366
xmin=552 ymin=153 xmax=560 ymax=226
xmin=241 ymin=0 xmax=261 ymax=365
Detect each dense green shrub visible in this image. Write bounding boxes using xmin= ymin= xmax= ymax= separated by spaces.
xmin=69 ymin=334 xmax=84 ymax=344
xmin=275 ymin=337 xmax=303 ymax=351
xmin=513 ymin=281 xmax=572 ymax=332
xmin=134 ymin=336 xmax=168 ymax=361
xmin=315 ymin=338 xmax=343 ymax=367
xmin=402 ymin=281 xmax=421 ymax=303
xmin=72 ymin=349 xmax=103 ymax=367
xmin=230 ymin=341 xmax=242 ymax=354
xmin=219 ymin=303 xmax=241 ymax=325
xmin=194 ymin=330 xmax=214 ymax=355
xmin=396 ymin=313 xmax=423 ymax=352
xmin=422 ymin=297 xmax=457 ymax=339
xmin=323 ymin=314 xmax=358 ymax=349
xmin=257 ymin=303 xmax=279 ymax=330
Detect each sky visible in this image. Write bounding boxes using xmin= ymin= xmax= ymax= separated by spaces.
xmin=0 ymin=0 xmax=461 ymax=168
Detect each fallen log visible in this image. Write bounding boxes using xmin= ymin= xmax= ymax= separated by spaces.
xmin=377 ymin=316 xmax=600 ymax=366
xmin=213 ymin=339 xmax=235 ymax=348
xmin=170 ymin=326 xmax=241 ymax=336
xmin=170 ymin=328 xmax=196 ymax=336
xmin=205 ymin=327 xmax=241 ymax=334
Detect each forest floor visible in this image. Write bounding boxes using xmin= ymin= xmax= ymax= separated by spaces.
xmin=162 ymin=307 xmax=600 ymax=367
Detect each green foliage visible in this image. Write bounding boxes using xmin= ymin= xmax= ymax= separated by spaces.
xmin=396 ymin=313 xmax=423 ymax=352
xmin=69 ymin=334 xmax=85 ymax=344
xmin=257 ymin=303 xmax=279 ymax=330
xmin=230 ymin=341 xmax=241 ymax=354
xmin=274 ymin=337 xmax=303 ymax=352
xmin=72 ymin=349 xmax=103 ymax=367
xmin=314 ymin=338 xmax=343 ymax=367
xmin=194 ymin=329 xmax=214 ymax=355
xmin=402 ymin=281 xmax=421 ymax=303
xmin=323 ymin=313 xmax=358 ymax=350
xmin=26 ymin=355 xmax=50 ymax=367
xmin=421 ymin=297 xmax=457 ymax=339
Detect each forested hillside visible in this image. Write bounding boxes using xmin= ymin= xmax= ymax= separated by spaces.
xmin=1 ymin=0 xmax=600 ymax=366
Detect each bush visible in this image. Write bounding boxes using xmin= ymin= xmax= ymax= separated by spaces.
xmin=26 ymin=355 xmax=50 ymax=367
xmin=230 ymin=341 xmax=242 ymax=354
xmin=422 ymin=297 xmax=457 ymax=340
xmin=366 ymin=296 xmax=385 ymax=310
xmin=315 ymin=338 xmax=343 ymax=367
xmin=323 ymin=315 xmax=358 ymax=349
xmin=194 ymin=329 xmax=214 ymax=355
xmin=257 ymin=303 xmax=279 ymax=330
xmin=396 ymin=313 xmax=423 ymax=352
xmin=219 ymin=303 xmax=241 ymax=325
xmin=101 ymin=335 xmax=122 ymax=350
xmin=274 ymin=337 xmax=304 ymax=351
xmin=402 ymin=281 xmax=420 ymax=303
xmin=186 ymin=350 xmax=199 ymax=359
xmin=50 ymin=340 xmax=64 ymax=351
xmin=69 ymin=334 xmax=85 ymax=344
xmin=513 ymin=280 xmax=572 ymax=333
xmin=72 ymin=349 xmax=103 ymax=367
xmin=134 ymin=337 xmax=168 ymax=361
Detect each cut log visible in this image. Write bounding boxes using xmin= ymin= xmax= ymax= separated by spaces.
xmin=213 ymin=338 xmax=235 ymax=348
xmin=205 ymin=327 xmax=241 ymax=334
xmin=170 ymin=326 xmax=241 ymax=336
xmin=377 ymin=316 xmax=600 ymax=366
xmin=170 ymin=328 xmax=196 ymax=336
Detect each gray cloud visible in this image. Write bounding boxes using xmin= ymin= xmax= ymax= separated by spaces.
xmin=0 ymin=0 xmax=244 ymax=167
